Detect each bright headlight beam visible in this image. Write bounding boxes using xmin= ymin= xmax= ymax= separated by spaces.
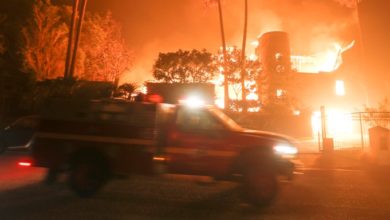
xmin=274 ymin=145 xmax=298 ymax=155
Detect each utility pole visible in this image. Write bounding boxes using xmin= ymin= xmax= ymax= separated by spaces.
xmin=69 ymin=0 xmax=88 ymax=79
xmin=64 ymin=0 xmax=88 ymax=80
xmin=64 ymin=0 xmax=79 ymax=79
xmin=217 ymin=0 xmax=229 ymax=110
xmin=320 ymin=106 xmax=327 ymax=147
xmin=240 ymin=0 xmax=248 ymax=112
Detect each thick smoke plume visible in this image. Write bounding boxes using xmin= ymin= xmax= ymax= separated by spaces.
xmin=333 ymin=0 xmax=359 ymax=8
xmin=100 ymin=0 xmax=359 ymax=83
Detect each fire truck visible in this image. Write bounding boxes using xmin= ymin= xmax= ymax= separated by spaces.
xmin=27 ymin=97 xmax=297 ymax=207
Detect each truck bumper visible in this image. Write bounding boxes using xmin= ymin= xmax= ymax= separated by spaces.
xmin=275 ymin=159 xmax=295 ymax=179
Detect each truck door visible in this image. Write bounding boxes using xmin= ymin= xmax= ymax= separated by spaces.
xmin=3 ymin=116 xmax=38 ymax=149
xmin=166 ymin=107 xmax=231 ymax=175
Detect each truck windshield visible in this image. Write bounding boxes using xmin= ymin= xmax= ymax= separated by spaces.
xmin=207 ymin=107 xmax=243 ymax=131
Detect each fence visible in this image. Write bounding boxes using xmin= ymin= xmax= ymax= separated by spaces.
xmin=316 ymin=111 xmax=390 ymax=151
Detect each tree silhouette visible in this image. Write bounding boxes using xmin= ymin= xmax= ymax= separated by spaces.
xmin=153 ymin=49 xmax=217 ymax=83
xmin=81 ymin=11 xmax=133 ymax=85
xmin=364 ymin=97 xmax=390 ymax=129
xmin=20 ymin=1 xmax=133 ymax=83
xmin=115 ymin=83 xmax=137 ymax=99
xmin=20 ymin=0 xmax=68 ymax=80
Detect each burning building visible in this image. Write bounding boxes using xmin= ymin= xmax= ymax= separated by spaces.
xmin=255 ymin=30 xmax=359 ymax=112
xmin=252 ymin=30 xmax=369 ymax=144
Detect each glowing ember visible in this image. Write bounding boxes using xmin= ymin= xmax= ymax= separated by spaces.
xmin=276 ymin=89 xmax=284 ymax=97
xmin=248 ymin=54 xmax=258 ymax=61
xmin=246 ymin=93 xmax=258 ymax=101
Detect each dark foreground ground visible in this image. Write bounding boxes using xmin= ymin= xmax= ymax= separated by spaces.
xmin=1 ymin=150 xmax=390 ymax=220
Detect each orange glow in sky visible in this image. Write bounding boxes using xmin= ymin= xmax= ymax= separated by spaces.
xmin=106 ymin=0 xmax=360 ymax=84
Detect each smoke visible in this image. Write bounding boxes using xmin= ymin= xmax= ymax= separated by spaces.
xmin=243 ymin=0 xmax=358 ymax=55
xmin=333 ymin=0 xmax=359 ymax=8
xmin=95 ymin=0 xmax=359 ymax=84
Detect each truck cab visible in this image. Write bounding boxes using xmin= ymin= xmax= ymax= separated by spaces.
xmin=165 ymin=104 xmax=296 ymax=179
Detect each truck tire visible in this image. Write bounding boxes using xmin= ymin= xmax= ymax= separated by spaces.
xmin=236 ymin=149 xmax=278 ymax=207
xmin=69 ymin=153 xmax=110 ymax=197
xmin=44 ymin=168 xmax=59 ymax=185
xmin=241 ymin=168 xmax=278 ymax=207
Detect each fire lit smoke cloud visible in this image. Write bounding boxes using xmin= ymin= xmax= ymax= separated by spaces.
xmin=105 ymin=0 xmax=359 ymax=84
xmin=333 ymin=0 xmax=362 ymax=8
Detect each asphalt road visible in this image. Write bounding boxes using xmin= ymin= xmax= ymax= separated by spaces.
xmin=1 ymin=151 xmax=390 ymax=220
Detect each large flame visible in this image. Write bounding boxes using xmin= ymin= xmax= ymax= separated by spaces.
xmin=211 ymin=40 xmax=354 ymax=110
xmin=291 ymin=41 xmax=355 ymax=73
xmin=311 ymin=108 xmax=353 ymax=139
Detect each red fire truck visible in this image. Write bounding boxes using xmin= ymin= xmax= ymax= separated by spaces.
xmin=27 ymin=97 xmax=297 ymax=207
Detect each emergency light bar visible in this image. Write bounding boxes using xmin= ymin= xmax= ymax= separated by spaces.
xmin=179 ymin=96 xmax=205 ymax=108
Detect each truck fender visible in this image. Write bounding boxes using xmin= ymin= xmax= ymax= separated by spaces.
xmin=232 ymin=146 xmax=276 ymax=175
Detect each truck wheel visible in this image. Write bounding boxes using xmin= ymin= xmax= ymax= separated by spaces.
xmin=44 ymin=168 xmax=60 ymax=185
xmin=241 ymin=169 xmax=278 ymax=207
xmin=69 ymin=155 xmax=109 ymax=197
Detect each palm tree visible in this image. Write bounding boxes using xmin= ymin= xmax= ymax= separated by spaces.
xmin=205 ymin=0 xmax=250 ymax=110
xmin=216 ymin=0 xmax=229 ymax=109
xmin=205 ymin=0 xmax=229 ymax=108
xmin=240 ymin=0 xmax=248 ymax=111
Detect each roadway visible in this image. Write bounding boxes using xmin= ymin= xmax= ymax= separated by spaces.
xmin=1 ymin=151 xmax=390 ymax=219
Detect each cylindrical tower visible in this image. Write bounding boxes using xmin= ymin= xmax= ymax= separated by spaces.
xmin=256 ymin=31 xmax=293 ymax=107
xmin=256 ymin=31 xmax=291 ymax=73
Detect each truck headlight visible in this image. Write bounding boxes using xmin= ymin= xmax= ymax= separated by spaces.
xmin=273 ymin=144 xmax=298 ymax=158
